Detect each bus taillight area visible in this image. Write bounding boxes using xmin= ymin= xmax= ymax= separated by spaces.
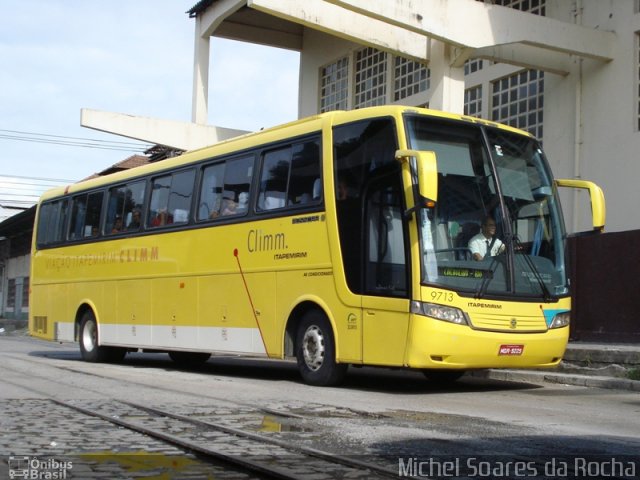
xmin=404 ymin=313 xmax=568 ymax=369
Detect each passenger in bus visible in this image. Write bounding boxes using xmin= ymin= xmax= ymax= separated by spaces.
xmin=151 ymin=209 xmax=171 ymax=226
xmin=237 ymin=192 xmax=249 ymax=213
xmin=469 ymin=216 xmax=505 ymax=261
xmin=127 ymin=209 xmax=141 ymax=230
xmin=337 ymin=177 xmax=349 ymax=200
xmin=111 ymin=216 xmax=123 ymax=233
xmin=221 ymin=198 xmax=238 ymax=216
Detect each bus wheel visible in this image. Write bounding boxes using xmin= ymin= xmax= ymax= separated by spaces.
xmin=79 ymin=310 xmax=110 ymax=363
xmin=422 ymin=369 xmax=466 ymax=384
xmin=295 ymin=311 xmax=347 ymax=386
xmin=168 ymin=351 xmax=211 ymax=366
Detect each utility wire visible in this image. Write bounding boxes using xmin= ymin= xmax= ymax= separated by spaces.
xmin=0 ymin=128 xmax=153 ymax=152
xmin=0 ymin=174 xmax=74 ymax=212
xmin=0 ymin=173 xmax=75 ymax=183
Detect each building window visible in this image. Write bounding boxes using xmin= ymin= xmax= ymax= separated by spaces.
xmin=354 ymin=47 xmax=388 ymax=108
xmin=7 ymin=279 xmax=15 ymax=308
xmin=491 ymin=70 xmax=544 ymax=139
xmin=465 ymin=85 xmax=483 ymax=118
xmin=320 ymin=57 xmax=349 ymax=113
xmin=318 ymin=49 xmax=432 ymax=110
xmin=488 ymin=0 xmax=546 ymax=16
xmin=464 ymin=59 xmax=484 ymax=76
xmin=394 ymin=57 xmax=429 ymax=101
xmin=22 ymin=277 xmax=29 ymax=308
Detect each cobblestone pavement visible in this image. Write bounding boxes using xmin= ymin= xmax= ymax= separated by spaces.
xmin=0 ymin=399 xmax=260 ymax=479
xmin=3 ymin=335 xmax=640 ymax=479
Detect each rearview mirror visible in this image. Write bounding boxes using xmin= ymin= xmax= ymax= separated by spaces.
xmin=555 ymin=178 xmax=606 ymax=232
xmin=395 ymin=149 xmax=438 ymax=206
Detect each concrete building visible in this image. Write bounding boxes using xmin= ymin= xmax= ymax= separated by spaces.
xmin=0 ymin=208 xmax=34 ymax=321
xmin=82 ymin=0 xmax=639 ymax=234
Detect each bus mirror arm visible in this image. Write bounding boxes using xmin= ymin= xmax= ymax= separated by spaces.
xmin=403 ymin=202 xmax=435 ymax=221
xmin=555 ymin=178 xmax=606 ymax=232
xmin=395 ymin=149 xmax=438 ymax=220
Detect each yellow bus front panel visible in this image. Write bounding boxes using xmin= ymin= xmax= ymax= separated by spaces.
xmin=404 ymin=314 xmax=568 ymax=369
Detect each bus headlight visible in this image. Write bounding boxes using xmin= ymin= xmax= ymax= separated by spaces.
xmin=549 ymin=311 xmax=570 ymax=329
xmin=411 ymin=301 xmax=469 ymax=325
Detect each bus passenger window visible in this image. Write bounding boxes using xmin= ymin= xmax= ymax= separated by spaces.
xmin=289 ymin=140 xmax=321 ymax=205
xmin=198 ymin=163 xmax=225 ymax=220
xmin=259 ymin=147 xmax=290 ymax=211
xmin=148 ymin=170 xmax=195 ymax=228
xmin=198 ymin=156 xmax=252 ymax=220
xmin=69 ymin=191 xmax=103 ymax=240
xmin=106 ymin=181 xmax=145 ymax=234
xmin=36 ymin=199 xmax=69 ymax=247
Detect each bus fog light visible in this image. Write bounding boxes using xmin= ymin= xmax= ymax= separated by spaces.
xmin=549 ymin=311 xmax=570 ymax=329
xmin=411 ymin=301 xmax=469 ymax=325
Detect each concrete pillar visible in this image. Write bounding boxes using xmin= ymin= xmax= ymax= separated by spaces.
xmin=192 ymin=15 xmax=210 ymax=125
xmin=427 ymin=40 xmax=465 ymax=114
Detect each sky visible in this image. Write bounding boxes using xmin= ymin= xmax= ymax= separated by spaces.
xmin=0 ymin=0 xmax=299 ymax=217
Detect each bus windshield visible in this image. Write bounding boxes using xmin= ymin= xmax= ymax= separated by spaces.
xmin=405 ymin=115 xmax=568 ymax=300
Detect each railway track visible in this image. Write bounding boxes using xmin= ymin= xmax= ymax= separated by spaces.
xmin=53 ymin=398 xmax=398 ymax=479
xmin=4 ymin=345 xmax=636 ymax=480
xmin=2 ymin=353 xmax=399 ymax=479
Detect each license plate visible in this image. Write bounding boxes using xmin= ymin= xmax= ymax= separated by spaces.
xmin=498 ymin=344 xmax=524 ymax=356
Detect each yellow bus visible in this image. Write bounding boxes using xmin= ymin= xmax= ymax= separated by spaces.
xmin=29 ymin=106 xmax=605 ymax=386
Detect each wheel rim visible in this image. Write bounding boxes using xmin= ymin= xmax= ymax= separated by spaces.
xmin=82 ymin=319 xmax=97 ymax=353
xmin=302 ymin=325 xmax=325 ymax=371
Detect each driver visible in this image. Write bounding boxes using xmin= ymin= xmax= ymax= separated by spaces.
xmin=469 ymin=216 xmax=505 ymax=261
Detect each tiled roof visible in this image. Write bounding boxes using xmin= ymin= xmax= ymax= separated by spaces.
xmin=83 ymin=154 xmax=150 ymax=180
xmin=187 ymin=0 xmax=216 ymax=18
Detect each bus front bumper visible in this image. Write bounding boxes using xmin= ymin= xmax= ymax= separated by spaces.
xmin=404 ymin=315 xmax=569 ymax=370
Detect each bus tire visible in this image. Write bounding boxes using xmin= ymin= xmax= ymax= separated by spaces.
xmin=168 ymin=351 xmax=211 ymax=366
xmin=295 ymin=310 xmax=347 ymax=386
xmin=422 ymin=369 xmax=466 ymax=384
xmin=79 ymin=310 xmax=111 ymax=363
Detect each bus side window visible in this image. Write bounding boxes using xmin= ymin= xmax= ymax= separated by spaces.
xmin=222 ymin=156 xmax=252 ymax=216
xmin=36 ymin=199 xmax=69 ymax=247
xmin=106 ymin=180 xmax=145 ymax=234
xmin=288 ymin=139 xmax=321 ymax=205
xmin=257 ymin=137 xmax=321 ymax=210
xmin=259 ymin=147 xmax=291 ymax=211
xmin=198 ymin=162 xmax=225 ymax=220
xmin=198 ymin=156 xmax=253 ymax=220
xmin=148 ymin=170 xmax=195 ymax=228
xmin=69 ymin=191 xmax=103 ymax=240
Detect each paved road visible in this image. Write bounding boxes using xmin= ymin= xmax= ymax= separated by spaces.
xmin=1 ymin=334 xmax=639 ymax=479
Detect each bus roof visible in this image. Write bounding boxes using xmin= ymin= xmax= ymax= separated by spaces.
xmin=39 ymin=106 xmax=532 ymax=202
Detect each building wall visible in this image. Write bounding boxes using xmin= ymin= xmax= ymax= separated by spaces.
xmin=2 ymin=253 xmax=30 ymax=320
xmin=295 ymin=0 xmax=639 ymax=234
xmin=299 ymin=28 xmax=430 ymax=118
xmin=543 ymin=0 xmax=640 ymax=233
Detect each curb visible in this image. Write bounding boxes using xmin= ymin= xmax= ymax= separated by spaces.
xmin=471 ymin=369 xmax=640 ymax=392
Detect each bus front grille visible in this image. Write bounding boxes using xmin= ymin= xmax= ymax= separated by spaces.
xmin=468 ymin=313 xmax=547 ymax=333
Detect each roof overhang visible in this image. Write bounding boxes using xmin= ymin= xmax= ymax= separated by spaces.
xmin=328 ymin=0 xmax=615 ymax=75
xmin=80 ymin=109 xmax=249 ymax=151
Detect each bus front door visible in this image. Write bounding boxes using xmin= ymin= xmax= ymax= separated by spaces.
xmin=361 ymin=179 xmax=410 ymax=366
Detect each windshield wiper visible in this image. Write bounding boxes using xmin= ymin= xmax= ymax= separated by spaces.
xmin=474 ymin=255 xmax=501 ymax=299
xmin=510 ymin=234 xmax=553 ymax=302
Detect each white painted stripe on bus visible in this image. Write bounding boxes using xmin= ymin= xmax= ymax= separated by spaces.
xmin=53 ymin=322 xmax=268 ymax=355
xmin=104 ymin=323 xmax=267 ymax=355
